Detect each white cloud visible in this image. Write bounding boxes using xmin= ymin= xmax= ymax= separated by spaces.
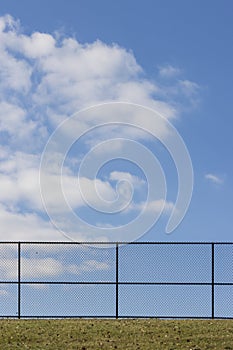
xmin=0 ymin=204 xmax=62 ymax=241
xmin=0 ymin=152 xmax=43 ymax=210
xmin=158 ymin=64 xmax=181 ymax=78
xmin=0 ymin=102 xmax=27 ymax=135
xmin=110 ymin=171 xmax=145 ymax=188
xmin=20 ymin=32 xmax=56 ymax=58
xmin=178 ymin=80 xmax=200 ymax=97
xmin=66 ymin=259 xmax=109 ymax=274
xmin=0 ymin=15 xmax=179 ymax=143
xmin=0 ymin=14 xmax=199 ymax=241
xmin=0 ymin=14 xmax=20 ymax=34
xmin=0 ymin=49 xmax=32 ymax=93
xmin=205 ymin=173 xmax=224 ymax=185
xmin=32 ymin=39 xmax=147 ymax=118
xmin=0 ymin=255 xmax=110 ymax=280
xmin=127 ymin=199 xmax=174 ymax=214
xmin=21 ymin=257 xmax=63 ymax=278
xmin=40 ymin=173 xmax=124 ymax=214
xmin=0 ymin=159 xmax=143 ymax=219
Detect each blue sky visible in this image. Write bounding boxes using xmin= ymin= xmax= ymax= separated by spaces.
xmin=0 ymin=1 xmax=233 ymax=318
xmin=0 ymin=0 xmax=233 ymax=243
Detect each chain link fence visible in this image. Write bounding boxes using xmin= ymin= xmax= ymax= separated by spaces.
xmin=0 ymin=242 xmax=232 ymax=319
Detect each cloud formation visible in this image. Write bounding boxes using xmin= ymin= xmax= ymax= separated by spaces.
xmin=158 ymin=64 xmax=181 ymax=78
xmin=205 ymin=173 xmax=224 ymax=185
xmin=0 ymin=255 xmax=110 ymax=280
xmin=0 ymin=14 xmax=199 ymax=241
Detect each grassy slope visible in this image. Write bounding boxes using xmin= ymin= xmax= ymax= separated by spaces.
xmin=0 ymin=319 xmax=233 ymax=349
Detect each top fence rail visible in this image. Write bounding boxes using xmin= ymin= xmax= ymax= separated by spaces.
xmin=1 ymin=241 xmax=233 ymax=244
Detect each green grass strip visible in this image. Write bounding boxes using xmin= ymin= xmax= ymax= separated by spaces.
xmin=0 ymin=319 xmax=233 ymax=349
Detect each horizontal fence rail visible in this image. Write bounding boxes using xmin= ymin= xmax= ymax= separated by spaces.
xmin=0 ymin=242 xmax=233 ymax=319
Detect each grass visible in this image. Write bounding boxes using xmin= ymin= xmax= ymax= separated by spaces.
xmin=0 ymin=319 xmax=233 ymax=349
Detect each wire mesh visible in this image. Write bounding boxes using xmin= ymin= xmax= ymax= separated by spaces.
xmin=21 ymin=284 xmax=115 ymax=317
xmin=0 ymin=283 xmax=18 ymax=317
xmin=0 ymin=244 xmax=18 ymax=317
xmin=118 ymin=243 xmax=212 ymax=283
xmin=118 ymin=284 xmax=212 ymax=318
xmin=0 ymin=243 xmax=18 ymax=282
xmin=0 ymin=242 xmax=232 ymax=319
xmin=20 ymin=243 xmax=115 ymax=283
xmin=215 ymin=244 xmax=233 ymax=283
xmin=215 ymin=286 xmax=233 ymax=318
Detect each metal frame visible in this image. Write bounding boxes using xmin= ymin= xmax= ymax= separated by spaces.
xmin=0 ymin=241 xmax=233 ymax=319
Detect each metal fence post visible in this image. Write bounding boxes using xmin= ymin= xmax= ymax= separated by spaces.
xmin=211 ymin=243 xmax=215 ymax=319
xmin=18 ymin=242 xmax=21 ymax=319
xmin=116 ymin=243 xmax=119 ymax=319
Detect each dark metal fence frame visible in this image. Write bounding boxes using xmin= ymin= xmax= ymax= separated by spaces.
xmin=0 ymin=241 xmax=233 ymax=319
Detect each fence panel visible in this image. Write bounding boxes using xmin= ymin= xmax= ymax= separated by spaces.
xmin=0 ymin=242 xmax=232 ymax=319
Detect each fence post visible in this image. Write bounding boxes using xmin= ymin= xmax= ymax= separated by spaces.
xmin=116 ymin=243 xmax=119 ymax=319
xmin=211 ymin=243 xmax=215 ymax=319
xmin=18 ymin=242 xmax=21 ymax=319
